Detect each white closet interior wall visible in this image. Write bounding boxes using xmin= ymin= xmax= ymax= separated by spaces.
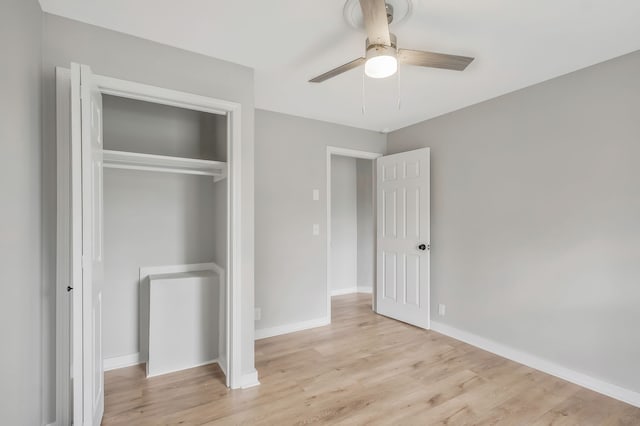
xmin=102 ymin=95 xmax=227 ymax=365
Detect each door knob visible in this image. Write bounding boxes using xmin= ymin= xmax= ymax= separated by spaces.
xmin=418 ymin=243 xmax=427 ymax=251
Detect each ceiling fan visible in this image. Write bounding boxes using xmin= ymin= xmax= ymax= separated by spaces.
xmin=309 ymin=0 xmax=474 ymax=83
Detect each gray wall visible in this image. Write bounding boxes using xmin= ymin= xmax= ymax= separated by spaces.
xmin=104 ymin=170 xmax=219 ymax=360
xmin=330 ymin=156 xmax=376 ymax=294
xmin=102 ymin=96 xmax=225 ymax=362
xmin=42 ymin=14 xmax=255 ymax=422
xmin=356 ymin=159 xmax=375 ymax=291
xmin=0 ymin=1 xmax=43 ymax=424
xmin=102 ymin=95 xmax=226 ymax=160
xmin=331 ymin=156 xmax=358 ymax=292
xmin=387 ymin=50 xmax=640 ymax=393
xmin=255 ymin=110 xmax=386 ymax=330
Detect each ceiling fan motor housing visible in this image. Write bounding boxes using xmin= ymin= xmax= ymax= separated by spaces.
xmin=365 ymin=33 xmax=398 ymax=60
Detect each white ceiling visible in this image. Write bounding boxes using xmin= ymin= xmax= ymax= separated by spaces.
xmin=40 ymin=0 xmax=640 ymax=132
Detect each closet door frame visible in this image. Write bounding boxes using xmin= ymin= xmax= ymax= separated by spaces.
xmin=56 ymin=67 xmax=247 ymax=424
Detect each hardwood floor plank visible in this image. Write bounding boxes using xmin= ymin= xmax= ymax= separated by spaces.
xmin=103 ymin=293 xmax=639 ymax=425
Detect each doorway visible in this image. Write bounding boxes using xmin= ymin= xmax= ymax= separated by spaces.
xmin=326 ymin=147 xmax=382 ymax=318
xmin=55 ymin=64 xmax=247 ymax=426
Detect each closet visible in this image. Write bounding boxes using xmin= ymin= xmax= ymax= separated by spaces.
xmin=101 ymin=95 xmax=227 ymax=379
xmin=56 ymin=63 xmax=244 ymax=426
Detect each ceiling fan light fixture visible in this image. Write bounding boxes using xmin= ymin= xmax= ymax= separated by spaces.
xmin=364 ymin=36 xmax=398 ymax=79
xmin=365 ymin=54 xmax=397 ymax=78
xmin=308 ymin=1 xmax=474 ymax=83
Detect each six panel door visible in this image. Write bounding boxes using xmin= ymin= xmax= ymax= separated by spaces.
xmin=376 ymin=148 xmax=430 ymax=329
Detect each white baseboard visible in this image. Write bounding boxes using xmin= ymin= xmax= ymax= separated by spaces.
xmin=430 ymin=321 xmax=640 ymax=408
xmin=103 ymin=352 xmax=142 ymax=371
xmin=239 ymin=369 xmax=260 ymax=389
xmin=146 ymin=358 xmax=219 ymax=378
xmin=255 ymin=316 xmax=330 ymax=340
xmin=218 ymin=354 xmax=228 ymax=377
xmin=331 ymin=287 xmax=358 ymax=296
xmin=331 ymin=286 xmax=373 ymax=296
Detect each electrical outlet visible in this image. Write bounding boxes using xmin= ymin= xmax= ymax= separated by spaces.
xmin=438 ymin=304 xmax=446 ymax=316
xmin=254 ymin=307 xmax=261 ymax=321
xmin=312 ymin=189 xmax=320 ymax=201
xmin=312 ymin=224 xmax=320 ymax=236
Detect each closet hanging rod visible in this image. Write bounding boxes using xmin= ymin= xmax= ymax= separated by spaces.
xmin=102 ymin=149 xmax=227 ymax=181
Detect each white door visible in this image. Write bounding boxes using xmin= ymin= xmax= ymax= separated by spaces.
xmin=376 ymin=148 xmax=430 ymax=329
xmin=71 ymin=63 xmax=105 ymax=426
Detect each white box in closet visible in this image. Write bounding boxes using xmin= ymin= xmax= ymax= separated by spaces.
xmin=147 ymin=270 xmax=219 ymax=377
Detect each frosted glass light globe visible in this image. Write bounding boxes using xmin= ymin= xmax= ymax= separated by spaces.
xmin=364 ymin=55 xmax=398 ymax=79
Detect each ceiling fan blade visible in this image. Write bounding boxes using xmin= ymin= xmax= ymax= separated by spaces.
xmin=309 ymin=57 xmax=366 ymax=83
xmin=398 ymin=49 xmax=474 ymax=71
xmin=359 ymin=0 xmax=391 ymax=46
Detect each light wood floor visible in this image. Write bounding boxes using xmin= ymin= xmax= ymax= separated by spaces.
xmin=104 ymin=293 xmax=640 ymax=425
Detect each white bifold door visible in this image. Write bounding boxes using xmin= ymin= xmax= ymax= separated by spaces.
xmin=70 ymin=63 xmax=105 ymax=426
xmin=376 ymin=148 xmax=431 ymax=329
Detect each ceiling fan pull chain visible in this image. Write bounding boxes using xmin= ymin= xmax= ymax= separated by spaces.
xmin=361 ymin=72 xmax=366 ymax=115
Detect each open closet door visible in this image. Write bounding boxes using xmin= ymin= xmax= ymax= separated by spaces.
xmin=376 ymin=148 xmax=431 ymax=329
xmin=70 ymin=63 xmax=105 ymax=426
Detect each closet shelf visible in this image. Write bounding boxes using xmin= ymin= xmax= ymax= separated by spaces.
xmin=102 ymin=150 xmax=227 ymax=181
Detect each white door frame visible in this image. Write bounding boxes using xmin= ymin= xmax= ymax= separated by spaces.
xmin=56 ymin=67 xmax=246 ymax=424
xmin=326 ymin=146 xmax=383 ymax=321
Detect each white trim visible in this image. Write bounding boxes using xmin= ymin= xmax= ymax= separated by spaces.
xmin=70 ymin=64 xmax=85 ymax=425
xmin=431 ymin=321 xmax=640 ymax=409
xmin=227 ymin=104 xmax=243 ymax=389
xmin=217 ymin=353 xmax=228 ymax=378
xmin=93 ymin=74 xmax=237 ymax=116
xmin=255 ymin=316 xmax=331 ymax=340
xmin=54 ymin=67 xmax=73 ymax=426
xmin=327 ymin=147 xmax=384 ymax=160
xmin=103 ymin=353 xmax=142 ymax=371
xmin=331 ymin=287 xmax=358 ymax=296
xmin=212 ymin=263 xmax=227 ymax=383
xmin=326 ymin=146 xmax=383 ymax=323
xmin=239 ymin=370 xmax=260 ymax=389
xmin=102 ymin=353 xmax=225 ymax=378
xmin=46 ymin=422 xmax=58 ymax=426
xmin=146 ymin=359 xmax=220 ymax=379
xmin=330 ymin=287 xmax=373 ymax=296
